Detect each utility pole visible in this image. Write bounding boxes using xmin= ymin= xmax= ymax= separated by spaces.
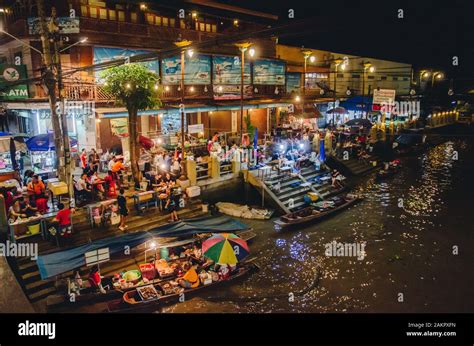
xmin=51 ymin=6 xmax=74 ymax=203
xmin=36 ymin=0 xmax=66 ymax=182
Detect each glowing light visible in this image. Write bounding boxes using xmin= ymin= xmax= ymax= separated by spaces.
xmin=340 ymin=63 xmax=346 ymax=71
xmin=279 ymin=144 xmax=284 ymax=150
xmin=160 ymin=164 xmax=167 ymax=170
xmin=217 ymin=86 xmax=223 ymax=92
xmin=150 ymin=241 xmax=156 ymax=249
xmin=165 ymin=85 xmax=170 ymax=91
xmin=369 ymin=66 xmax=375 ymax=73
xmin=295 ymin=95 xmax=301 ymax=102
xmin=187 ymin=49 xmax=194 ymax=58
xmin=248 ymin=48 xmax=255 ymax=57
xmin=299 ymin=143 xmax=304 ymax=149
xmin=140 ymin=3 xmax=147 ymax=10
xmin=309 ymin=56 xmax=316 ymax=63
xmin=233 ymin=19 xmax=239 ymax=26
xmin=157 ymin=138 xmax=162 ymax=144
xmin=189 ymin=86 xmax=195 ymax=92
xmin=192 ymin=12 xmax=197 ymax=18
xmin=80 ymin=37 xmax=88 ymax=43
xmin=125 ymin=83 xmax=131 ymax=89
xmin=154 ymin=84 xmax=159 ymax=90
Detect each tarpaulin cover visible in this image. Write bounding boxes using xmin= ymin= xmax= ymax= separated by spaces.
xmin=36 ymin=215 xmax=248 ymax=279
xmin=26 ymin=133 xmax=78 ymax=152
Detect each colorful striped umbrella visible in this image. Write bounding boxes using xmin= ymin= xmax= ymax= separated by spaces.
xmin=202 ymin=233 xmax=249 ymax=265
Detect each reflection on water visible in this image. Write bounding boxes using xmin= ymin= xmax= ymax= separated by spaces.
xmin=163 ymin=138 xmax=474 ymax=313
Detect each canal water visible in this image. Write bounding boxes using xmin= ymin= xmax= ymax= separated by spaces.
xmin=163 ymin=136 xmax=474 ymax=313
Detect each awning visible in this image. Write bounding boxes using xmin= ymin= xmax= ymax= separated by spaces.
xmin=293 ymin=103 xmax=322 ymax=118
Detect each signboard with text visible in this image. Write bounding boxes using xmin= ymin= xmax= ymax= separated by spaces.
xmin=212 ymin=55 xmax=251 ymax=85
xmin=373 ymin=89 xmax=396 ymax=105
xmin=253 ymin=59 xmax=286 ymax=85
xmin=161 ymin=54 xmax=211 ymax=85
xmin=28 ymin=17 xmax=80 ymax=35
xmin=188 ymin=123 xmax=204 ymax=134
xmin=0 ymin=64 xmax=29 ymax=100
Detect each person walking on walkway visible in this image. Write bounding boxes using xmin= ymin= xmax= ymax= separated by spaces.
xmin=117 ymin=188 xmax=128 ymax=231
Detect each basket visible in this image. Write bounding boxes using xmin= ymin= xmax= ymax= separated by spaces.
xmin=26 ymin=223 xmax=41 ymax=235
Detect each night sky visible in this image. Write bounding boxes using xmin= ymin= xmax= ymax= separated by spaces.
xmin=221 ymin=0 xmax=474 ymax=92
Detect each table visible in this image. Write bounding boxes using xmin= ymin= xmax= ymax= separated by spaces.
xmin=8 ymin=210 xmax=58 ymax=243
xmin=133 ymin=191 xmax=158 ymax=214
xmin=87 ymin=199 xmax=119 ymax=228
xmin=48 ymin=181 xmax=69 ymax=210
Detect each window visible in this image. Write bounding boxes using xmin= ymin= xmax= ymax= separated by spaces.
xmin=146 ymin=14 xmax=154 ymax=24
xmin=81 ymin=5 xmax=87 ymax=16
xmin=118 ymin=10 xmax=125 ymax=21
xmin=131 ymin=12 xmax=137 ymax=23
xmin=206 ymin=23 xmax=211 ymax=32
xmin=305 ymin=73 xmax=329 ymax=90
xmin=109 ymin=9 xmax=116 ymax=20
xmin=163 ymin=17 xmax=168 ymax=26
xmin=403 ymin=77 xmax=409 ymax=81
xmin=380 ymin=76 xmax=387 ymax=80
xmin=337 ymin=73 xmax=344 ymax=78
xmin=392 ymin=77 xmax=398 ymax=81
xmin=211 ymin=24 xmax=217 ymax=32
xmin=170 ymin=18 xmax=175 ymax=27
xmin=352 ymin=74 xmax=360 ymax=78
xmin=99 ymin=8 xmax=107 ymax=19
xmin=368 ymin=75 xmax=375 ymax=80
xmin=180 ymin=19 xmax=186 ymax=29
xmin=89 ymin=7 xmax=98 ymax=18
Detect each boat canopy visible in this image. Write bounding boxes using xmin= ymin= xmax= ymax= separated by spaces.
xmin=37 ymin=216 xmax=248 ymax=279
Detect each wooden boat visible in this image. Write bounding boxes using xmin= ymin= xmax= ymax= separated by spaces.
xmin=107 ymin=262 xmax=259 ymax=312
xmin=375 ymin=164 xmax=400 ymax=181
xmin=215 ymin=202 xmax=274 ymax=220
xmin=274 ymin=194 xmax=361 ymax=231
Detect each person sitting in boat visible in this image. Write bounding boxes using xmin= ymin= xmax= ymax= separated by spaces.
xmin=177 ymin=262 xmax=200 ymax=289
xmin=88 ymin=265 xmax=106 ymax=294
xmin=192 ymin=244 xmax=202 ymax=259
xmin=218 ymin=264 xmax=230 ymax=280
xmin=331 ymin=169 xmax=344 ymax=189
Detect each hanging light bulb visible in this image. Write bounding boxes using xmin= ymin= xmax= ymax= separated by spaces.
xmin=274 ymin=87 xmax=279 ymax=95
xmin=165 ymin=85 xmax=170 ymax=91
xmin=254 ymin=87 xmax=258 ymax=93
xmin=204 ymin=85 xmax=208 ymax=92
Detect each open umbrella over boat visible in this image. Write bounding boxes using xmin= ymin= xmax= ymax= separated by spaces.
xmin=202 ymin=233 xmax=249 ymax=265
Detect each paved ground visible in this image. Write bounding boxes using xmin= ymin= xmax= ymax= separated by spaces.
xmin=0 ymin=256 xmax=34 ymax=313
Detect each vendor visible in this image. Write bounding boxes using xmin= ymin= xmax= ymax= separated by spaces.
xmin=27 ymin=175 xmax=46 ymax=201
xmin=8 ymin=198 xmax=27 ymax=221
xmin=88 ymin=265 xmax=106 ymax=294
xmin=19 ymin=196 xmax=39 ymax=217
xmin=177 ymin=262 xmax=199 ymax=288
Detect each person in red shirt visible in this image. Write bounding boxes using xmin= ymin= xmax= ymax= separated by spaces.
xmin=88 ymin=265 xmax=106 ymax=294
xmin=80 ymin=149 xmax=87 ymax=169
xmin=53 ymin=203 xmax=73 ymax=245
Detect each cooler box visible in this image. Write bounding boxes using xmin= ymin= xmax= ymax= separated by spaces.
xmin=186 ymin=186 xmax=201 ymax=198
xmin=139 ymin=263 xmax=156 ymax=280
xmin=49 ymin=181 xmax=68 ymax=195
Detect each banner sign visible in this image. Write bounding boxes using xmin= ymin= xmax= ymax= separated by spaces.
xmin=161 ymin=54 xmax=211 ymax=85
xmin=253 ymin=59 xmax=285 ymax=85
xmin=213 ymin=85 xmax=252 ymax=100
xmin=212 ymin=56 xmax=251 ymax=84
xmin=110 ymin=118 xmax=129 ymax=137
xmin=188 ymin=123 xmax=204 ymax=134
xmin=286 ymin=72 xmax=301 ymax=95
xmin=0 ymin=64 xmax=29 ymax=100
xmin=94 ymin=47 xmax=159 ymax=78
xmin=28 ymin=17 xmax=80 ymax=35
xmin=373 ymin=89 xmax=396 ymax=105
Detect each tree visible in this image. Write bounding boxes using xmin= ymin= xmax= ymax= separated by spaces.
xmin=244 ymin=113 xmax=255 ymax=144
xmin=101 ymin=64 xmax=161 ymax=187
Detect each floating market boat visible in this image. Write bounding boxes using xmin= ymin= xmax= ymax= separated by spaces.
xmin=108 ymin=262 xmax=259 ymax=312
xmin=215 ymin=202 xmax=274 ymax=220
xmin=274 ymin=194 xmax=362 ymax=231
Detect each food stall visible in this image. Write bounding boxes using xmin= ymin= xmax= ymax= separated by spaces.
xmin=87 ymin=199 xmax=120 ymax=228
xmin=0 ymin=133 xmax=18 ymax=182
xmin=8 ymin=210 xmax=58 ymax=243
xmin=26 ymin=133 xmax=78 ymax=179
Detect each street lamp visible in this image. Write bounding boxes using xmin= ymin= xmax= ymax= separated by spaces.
xmin=174 ymin=39 xmax=193 ymax=154
xmin=361 ymin=62 xmax=375 ymax=118
xmin=431 ymin=72 xmax=443 ymax=88
xmin=301 ymin=49 xmax=315 ymax=100
xmin=235 ymin=42 xmax=253 ymax=141
xmin=59 ymin=37 xmax=88 ymax=52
